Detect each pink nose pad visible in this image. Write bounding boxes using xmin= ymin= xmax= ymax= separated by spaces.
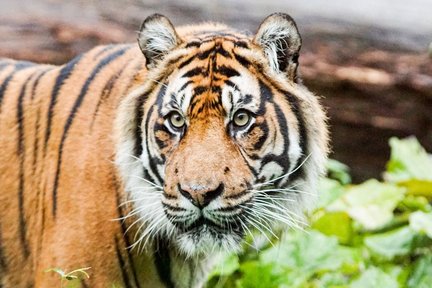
xmin=178 ymin=183 xmax=224 ymax=208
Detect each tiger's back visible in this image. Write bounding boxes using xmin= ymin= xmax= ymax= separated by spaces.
xmin=0 ymin=45 xmax=162 ymax=287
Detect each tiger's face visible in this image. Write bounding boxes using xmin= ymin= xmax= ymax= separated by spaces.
xmin=116 ymin=13 xmax=329 ymax=256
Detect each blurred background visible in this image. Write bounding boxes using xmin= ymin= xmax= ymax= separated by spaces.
xmin=1 ymin=0 xmax=431 ymax=182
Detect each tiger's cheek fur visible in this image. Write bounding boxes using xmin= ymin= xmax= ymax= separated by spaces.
xmin=232 ymin=98 xmax=301 ymax=185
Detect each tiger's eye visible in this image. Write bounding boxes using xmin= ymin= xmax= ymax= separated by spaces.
xmin=169 ymin=112 xmax=185 ymax=129
xmin=233 ymin=110 xmax=251 ymax=127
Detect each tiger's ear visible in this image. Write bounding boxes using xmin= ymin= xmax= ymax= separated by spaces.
xmin=254 ymin=13 xmax=302 ymax=82
xmin=138 ymin=14 xmax=182 ymax=67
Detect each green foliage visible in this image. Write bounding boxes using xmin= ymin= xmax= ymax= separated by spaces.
xmin=206 ymin=137 xmax=432 ymax=288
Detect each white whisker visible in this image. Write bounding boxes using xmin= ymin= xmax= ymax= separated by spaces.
xmin=130 ymin=175 xmax=163 ymax=189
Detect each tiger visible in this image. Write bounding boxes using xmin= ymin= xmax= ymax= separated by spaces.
xmin=0 ymin=13 xmax=329 ymax=287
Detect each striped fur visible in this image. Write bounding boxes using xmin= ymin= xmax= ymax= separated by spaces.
xmin=0 ymin=13 xmax=329 ymax=287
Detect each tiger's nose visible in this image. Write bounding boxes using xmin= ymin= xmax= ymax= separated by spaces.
xmin=178 ymin=183 xmax=224 ymax=208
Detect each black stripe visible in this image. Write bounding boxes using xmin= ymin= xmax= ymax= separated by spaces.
xmin=44 ymin=54 xmax=83 ymax=155
xmin=145 ymin=119 xmax=164 ymax=185
xmin=31 ymin=70 xmax=51 ymax=260
xmin=282 ymin=91 xmax=308 ymax=181
xmin=154 ymin=238 xmax=174 ymax=288
xmin=166 ymin=55 xmax=185 ymax=67
xmin=185 ymin=41 xmax=201 ymax=48
xmin=92 ymin=44 xmax=116 ymax=60
xmin=31 ymin=69 xmax=50 ymax=172
xmin=193 ymin=85 xmax=207 ymax=96
xmin=234 ymin=41 xmax=249 ymax=48
xmin=214 ymin=44 xmax=232 ymax=58
xmin=115 ymin=237 xmax=133 ymax=288
xmin=31 ymin=68 xmax=50 ymax=100
xmin=134 ymin=94 xmax=149 ymax=157
xmin=0 ymin=222 xmax=7 ymax=270
xmin=255 ymin=81 xmax=291 ymax=180
xmin=259 ymin=102 xmax=291 ymax=182
xmin=90 ymin=71 xmax=119 ymax=130
xmin=257 ymin=79 xmax=308 ymax=183
xmin=215 ymin=65 xmax=240 ymax=78
xmin=35 ymin=181 xmax=47 ymax=273
xmin=16 ymin=73 xmax=35 ymax=258
xmin=182 ymin=67 xmax=207 ymax=78
xmin=0 ymin=62 xmax=37 ymax=111
xmin=145 ymin=86 xmax=169 ymax=185
xmin=52 ymin=48 xmax=128 ymax=216
xmin=0 ymin=67 xmax=16 ymax=112
xmin=224 ymin=80 xmax=239 ymax=90
xmin=197 ymin=48 xmax=214 ymax=60
xmin=162 ymin=202 xmax=187 ymax=212
xmin=234 ymin=53 xmax=252 ymax=68
xmin=143 ymin=168 xmax=158 ymax=186
xmin=253 ymin=120 xmax=269 ymax=150
xmin=178 ymin=80 xmax=192 ymax=93
xmin=224 ymin=190 xmax=249 ymax=200
xmin=238 ymin=149 xmax=259 ymax=177
xmin=91 ymin=59 xmax=139 ymax=131
xmin=114 ymin=176 xmax=141 ymax=288
xmin=178 ymin=55 xmax=197 ymax=69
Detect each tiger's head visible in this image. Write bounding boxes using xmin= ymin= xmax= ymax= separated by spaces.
xmin=115 ymin=13 xmax=329 ymax=256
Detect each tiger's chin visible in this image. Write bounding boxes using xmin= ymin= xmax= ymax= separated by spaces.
xmin=174 ymin=224 xmax=244 ymax=257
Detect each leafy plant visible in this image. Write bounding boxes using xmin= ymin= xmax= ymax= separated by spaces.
xmin=206 ymin=137 xmax=432 ymax=288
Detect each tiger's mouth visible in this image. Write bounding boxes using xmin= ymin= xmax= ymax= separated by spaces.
xmin=173 ymin=215 xmax=244 ymax=236
xmin=165 ymin=202 xmax=250 ymax=254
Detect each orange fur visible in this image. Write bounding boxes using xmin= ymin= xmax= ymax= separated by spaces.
xmin=0 ymin=14 xmax=329 ymax=287
xmin=0 ymin=46 xmax=166 ymax=287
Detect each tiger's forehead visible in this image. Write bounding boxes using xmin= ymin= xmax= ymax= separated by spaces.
xmin=178 ymin=24 xmax=251 ymax=43
xmin=161 ymin=37 xmax=261 ymax=120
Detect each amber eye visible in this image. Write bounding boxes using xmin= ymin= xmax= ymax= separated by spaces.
xmin=233 ymin=110 xmax=251 ymax=127
xmin=168 ymin=112 xmax=185 ymax=129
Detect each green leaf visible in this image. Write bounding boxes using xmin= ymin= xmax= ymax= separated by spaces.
xmin=364 ymin=227 xmax=415 ymax=260
xmin=407 ymin=255 xmax=432 ymax=288
xmin=350 ymin=267 xmax=398 ymax=288
xmin=237 ymin=261 xmax=279 ymax=288
xmin=261 ymin=231 xmax=359 ymax=276
xmin=399 ymin=195 xmax=431 ymax=212
xmin=317 ymin=178 xmax=345 ymax=209
xmin=409 ymin=211 xmax=432 ymax=238
xmin=398 ymin=180 xmax=432 ymax=200
xmin=380 ymin=264 xmax=411 ymax=286
xmin=327 ymin=179 xmax=405 ymax=230
xmin=207 ymin=253 xmax=239 ymax=278
xmin=385 ymin=137 xmax=432 ymax=182
xmin=312 ymin=211 xmax=352 ymax=244
xmin=315 ymin=272 xmax=350 ymax=288
xmin=326 ymin=159 xmax=352 ymax=185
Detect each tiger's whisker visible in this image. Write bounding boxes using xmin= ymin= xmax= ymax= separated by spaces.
xmin=130 ymin=175 xmax=163 ymax=189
